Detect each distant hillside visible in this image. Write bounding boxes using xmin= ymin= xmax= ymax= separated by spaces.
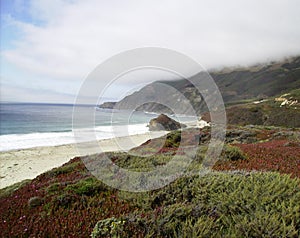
xmin=202 ymin=88 xmax=300 ymax=128
xmin=101 ymin=56 xmax=300 ymax=115
xmin=212 ymin=56 xmax=300 ymax=103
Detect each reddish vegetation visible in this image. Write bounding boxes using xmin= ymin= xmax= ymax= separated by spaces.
xmin=0 ymin=158 xmax=132 ymax=237
xmin=214 ymin=140 xmax=300 ymax=178
xmin=1 ymin=127 xmax=300 ymax=237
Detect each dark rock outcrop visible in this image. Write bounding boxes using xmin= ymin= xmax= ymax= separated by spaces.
xmin=98 ymin=102 xmax=117 ymax=109
xmin=148 ymin=114 xmax=186 ymax=131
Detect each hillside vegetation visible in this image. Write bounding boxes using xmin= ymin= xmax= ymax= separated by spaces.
xmin=1 ymin=126 xmax=300 ymax=237
xmin=202 ymin=88 xmax=300 ymax=128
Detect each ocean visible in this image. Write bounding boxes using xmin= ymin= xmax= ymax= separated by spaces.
xmin=0 ymin=103 xmax=195 ymax=151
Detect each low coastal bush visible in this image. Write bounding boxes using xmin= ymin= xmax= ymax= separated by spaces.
xmin=45 ymin=182 xmax=62 ymax=194
xmin=111 ymin=152 xmax=173 ymax=172
xmin=222 ymin=145 xmax=246 ymax=161
xmin=46 ymin=160 xmax=82 ymax=177
xmin=1 ymin=156 xmax=300 ymax=237
xmin=28 ymin=196 xmax=43 ymax=208
xmin=164 ymin=130 xmax=181 ymax=148
xmin=0 ymin=179 xmax=31 ymax=198
xmin=108 ymin=172 xmax=300 ymax=237
xmin=91 ymin=217 xmax=126 ymax=238
xmin=1 ymin=128 xmax=300 ymax=237
xmin=65 ymin=177 xmax=108 ymax=196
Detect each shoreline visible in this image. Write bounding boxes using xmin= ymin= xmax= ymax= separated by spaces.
xmin=0 ymin=131 xmax=167 ymax=189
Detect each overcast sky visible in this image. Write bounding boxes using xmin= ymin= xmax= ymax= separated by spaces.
xmin=1 ymin=0 xmax=300 ymax=103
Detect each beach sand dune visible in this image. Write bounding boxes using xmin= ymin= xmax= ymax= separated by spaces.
xmin=0 ymin=131 xmax=167 ymax=189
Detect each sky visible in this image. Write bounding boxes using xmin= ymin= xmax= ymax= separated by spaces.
xmin=1 ymin=0 xmax=300 ymax=104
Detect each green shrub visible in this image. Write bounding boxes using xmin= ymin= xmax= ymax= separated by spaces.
xmin=45 ymin=182 xmax=62 ymax=194
xmin=164 ymin=130 xmax=181 ymax=148
xmin=222 ymin=145 xmax=246 ymax=161
xmin=46 ymin=161 xmax=81 ymax=177
xmin=111 ymin=172 xmax=300 ymax=237
xmin=65 ymin=177 xmax=107 ymax=196
xmin=113 ymin=152 xmax=173 ymax=172
xmin=0 ymin=179 xmax=30 ymax=198
xmin=28 ymin=196 xmax=43 ymax=208
xmin=91 ymin=217 xmax=126 ymax=238
xmin=174 ymin=217 xmax=219 ymax=238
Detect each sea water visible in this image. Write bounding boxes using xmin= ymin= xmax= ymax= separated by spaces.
xmin=0 ymin=103 xmax=195 ymax=151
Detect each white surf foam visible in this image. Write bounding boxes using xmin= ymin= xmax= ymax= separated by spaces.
xmin=0 ymin=123 xmax=149 ymax=152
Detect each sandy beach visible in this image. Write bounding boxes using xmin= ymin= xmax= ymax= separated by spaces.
xmin=0 ymin=131 xmax=167 ymax=189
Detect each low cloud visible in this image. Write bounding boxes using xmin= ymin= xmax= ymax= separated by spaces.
xmin=1 ymin=0 xmax=300 ymax=102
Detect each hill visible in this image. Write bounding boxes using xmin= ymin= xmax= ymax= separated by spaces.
xmin=100 ymin=56 xmax=300 ymax=116
xmin=202 ymin=88 xmax=300 ymax=127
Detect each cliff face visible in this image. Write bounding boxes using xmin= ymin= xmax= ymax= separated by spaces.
xmin=114 ymin=82 xmax=205 ymax=115
xmin=111 ymin=56 xmax=300 ymax=115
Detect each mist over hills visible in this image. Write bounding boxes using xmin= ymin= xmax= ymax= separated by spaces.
xmin=101 ymin=56 xmax=300 ymax=116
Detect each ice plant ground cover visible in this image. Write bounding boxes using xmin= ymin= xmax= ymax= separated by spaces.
xmin=214 ymin=139 xmax=300 ymax=178
xmin=0 ymin=125 xmax=299 ymax=237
